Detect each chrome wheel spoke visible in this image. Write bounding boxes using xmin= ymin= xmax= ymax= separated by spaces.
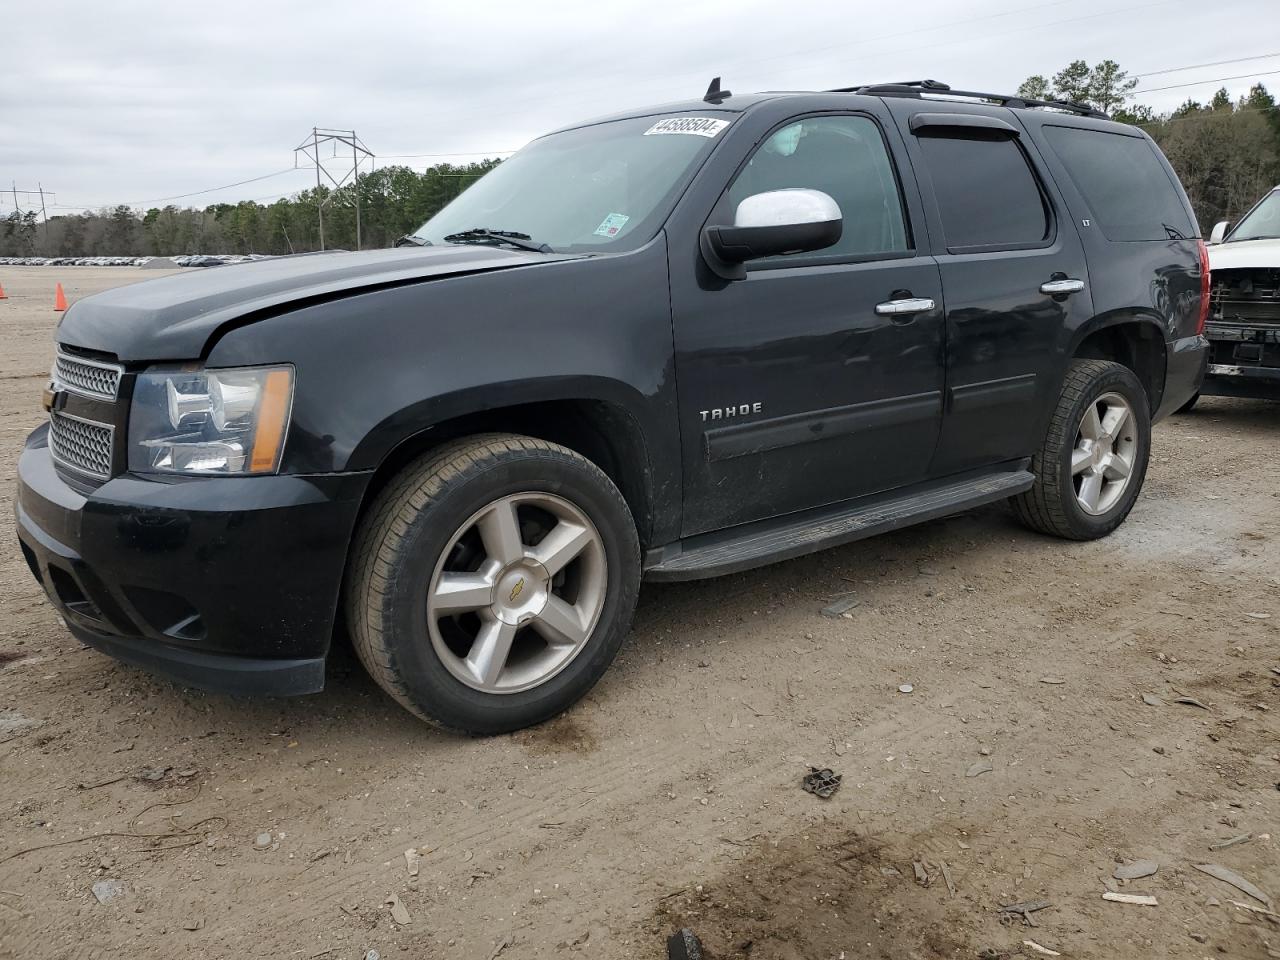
xmin=477 ymin=500 xmax=524 ymax=566
xmin=1077 ymin=470 xmax=1103 ymax=512
xmin=1079 ymin=403 xmax=1104 ymax=441
xmin=1070 ymin=445 xmax=1093 ymax=475
xmin=531 ymin=595 xmax=588 ymax=648
xmin=529 ymin=520 xmax=593 ymax=576
xmin=431 ymin=572 xmax=493 ymax=614
xmin=1101 ymin=403 xmax=1129 ymax=438
xmin=464 ymin=618 xmax=519 ymax=687
xmin=1103 ymin=453 xmax=1131 ymax=481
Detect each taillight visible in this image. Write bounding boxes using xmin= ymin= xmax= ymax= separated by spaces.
xmin=1196 ymin=238 xmax=1211 ymax=336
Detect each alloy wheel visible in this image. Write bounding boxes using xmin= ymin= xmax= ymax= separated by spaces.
xmin=426 ymin=492 xmax=607 ymax=693
xmin=1070 ymin=391 xmax=1137 ymax=516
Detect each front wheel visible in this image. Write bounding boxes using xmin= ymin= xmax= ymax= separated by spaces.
xmin=345 ymin=434 xmax=641 ymax=734
xmin=1012 ymin=359 xmax=1151 ymax=540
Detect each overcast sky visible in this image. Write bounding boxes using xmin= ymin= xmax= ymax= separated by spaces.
xmin=3 ymin=0 xmax=1277 ymax=215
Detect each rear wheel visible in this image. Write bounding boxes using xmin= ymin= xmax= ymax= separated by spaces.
xmin=1012 ymin=359 xmax=1151 ymax=540
xmin=346 ymin=434 xmax=640 ymax=734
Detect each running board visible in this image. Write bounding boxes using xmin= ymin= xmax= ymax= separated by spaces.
xmin=645 ymin=469 xmax=1034 ymax=581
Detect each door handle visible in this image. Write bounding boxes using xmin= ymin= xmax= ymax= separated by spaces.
xmin=875 ymin=297 xmax=936 ymax=317
xmin=1039 ymin=278 xmax=1085 ymax=296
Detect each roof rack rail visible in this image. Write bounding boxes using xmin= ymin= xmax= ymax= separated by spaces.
xmin=827 ymin=79 xmax=1109 ymax=120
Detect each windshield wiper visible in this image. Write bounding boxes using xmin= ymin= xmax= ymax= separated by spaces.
xmin=394 ymin=234 xmax=431 ymax=247
xmin=443 ymin=228 xmax=554 ymax=253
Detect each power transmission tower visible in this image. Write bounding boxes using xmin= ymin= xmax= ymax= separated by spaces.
xmin=7 ymin=183 xmax=54 ymax=242
xmin=293 ymin=128 xmax=375 ymax=251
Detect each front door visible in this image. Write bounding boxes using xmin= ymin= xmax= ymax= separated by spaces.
xmin=671 ymin=111 xmax=946 ymax=537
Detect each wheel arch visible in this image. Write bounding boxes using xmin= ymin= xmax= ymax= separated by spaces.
xmin=350 ymin=382 xmax=658 ymax=548
xmin=1067 ymin=313 xmax=1168 ymax=413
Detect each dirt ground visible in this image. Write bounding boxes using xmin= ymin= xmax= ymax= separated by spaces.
xmin=0 ymin=266 xmax=1277 ymax=960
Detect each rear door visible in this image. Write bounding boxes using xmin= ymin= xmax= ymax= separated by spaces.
xmin=670 ymin=107 xmax=946 ymax=537
xmin=885 ymin=100 xmax=1094 ymax=475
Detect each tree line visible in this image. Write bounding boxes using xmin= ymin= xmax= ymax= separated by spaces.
xmin=3 ymin=62 xmax=1278 ymax=258
xmin=0 ymin=160 xmax=501 ymax=258
xmin=1018 ymin=60 xmax=1280 ymax=231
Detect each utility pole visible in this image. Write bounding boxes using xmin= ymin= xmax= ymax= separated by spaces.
xmin=294 ymin=128 xmax=374 ymax=251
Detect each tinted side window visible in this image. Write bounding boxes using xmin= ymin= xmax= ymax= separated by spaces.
xmin=727 ymin=115 xmax=909 ymax=261
xmin=916 ymin=133 xmax=1049 ymax=250
xmin=1042 ymin=125 xmax=1195 ymax=241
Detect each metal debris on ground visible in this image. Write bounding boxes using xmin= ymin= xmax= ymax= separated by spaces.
xmin=802 ymin=767 xmax=842 ymax=799
xmin=667 ymin=927 xmax=704 ymax=960
xmin=386 ymin=894 xmax=410 ymax=925
xmin=91 ymin=880 xmax=125 ymax=904
xmin=898 ymin=684 xmax=914 ymax=694
xmin=1229 ymin=899 xmax=1280 ymax=920
xmin=1022 ymin=940 xmax=1061 ymax=957
xmin=940 ymin=860 xmax=957 ymax=898
xmin=1102 ymin=891 xmax=1159 ymax=906
xmin=363 ymin=951 xmax=380 ymax=960
xmin=404 ymin=847 xmax=420 ymax=877
xmin=1113 ymin=859 xmax=1159 ymax=880
xmin=1209 ymin=833 xmax=1253 ymax=851
xmin=821 ymin=593 xmax=861 ymax=618
xmin=966 ymin=760 xmax=994 ymax=778
xmin=1193 ymin=863 xmax=1271 ymax=906
xmin=998 ymin=899 xmax=1051 ymax=926
xmin=1174 ymin=696 xmax=1210 ymax=710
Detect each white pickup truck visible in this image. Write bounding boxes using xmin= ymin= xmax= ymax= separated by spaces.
xmin=1195 ymin=186 xmax=1280 ymax=407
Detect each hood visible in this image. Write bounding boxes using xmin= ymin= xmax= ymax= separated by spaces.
xmin=1209 ymin=237 xmax=1280 ymax=272
xmin=56 ymin=245 xmax=581 ymax=361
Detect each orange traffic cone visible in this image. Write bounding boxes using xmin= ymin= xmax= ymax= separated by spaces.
xmin=0 ymin=281 xmax=7 ymax=299
xmin=54 ymin=283 xmax=67 ymax=312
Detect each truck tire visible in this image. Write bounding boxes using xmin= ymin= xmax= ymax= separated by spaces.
xmin=1011 ymin=359 xmax=1151 ymax=541
xmin=346 ymin=434 xmax=641 ymax=734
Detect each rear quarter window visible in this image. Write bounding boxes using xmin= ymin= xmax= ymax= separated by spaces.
xmin=1042 ymin=125 xmax=1195 ymax=241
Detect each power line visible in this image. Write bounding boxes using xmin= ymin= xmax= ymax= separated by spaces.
xmin=1136 ymin=69 xmax=1280 ymax=95
xmin=1135 ymin=52 xmax=1280 ymax=79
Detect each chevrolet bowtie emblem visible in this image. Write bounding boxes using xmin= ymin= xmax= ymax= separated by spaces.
xmin=508 ymin=578 xmax=526 ymax=604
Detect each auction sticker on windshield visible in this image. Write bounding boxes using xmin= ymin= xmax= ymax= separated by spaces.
xmin=644 ymin=117 xmax=730 ymax=138
xmin=593 ymin=213 xmax=630 ymax=238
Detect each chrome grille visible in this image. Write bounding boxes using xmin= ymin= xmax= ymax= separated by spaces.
xmin=49 ymin=412 xmax=114 ymax=479
xmin=54 ymin=351 xmax=123 ymax=399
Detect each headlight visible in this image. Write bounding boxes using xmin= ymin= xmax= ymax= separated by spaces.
xmin=129 ymin=365 xmax=294 ymax=475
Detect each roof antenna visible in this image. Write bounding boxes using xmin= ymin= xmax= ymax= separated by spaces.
xmin=703 ymin=76 xmax=731 ymax=104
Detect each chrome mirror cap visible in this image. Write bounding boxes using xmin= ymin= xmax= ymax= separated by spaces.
xmin=734 ymin=188 xmax=842 ymax=228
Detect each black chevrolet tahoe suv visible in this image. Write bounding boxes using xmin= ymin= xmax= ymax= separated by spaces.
xmin=17 ymin=80 xmax=1208 ymax=733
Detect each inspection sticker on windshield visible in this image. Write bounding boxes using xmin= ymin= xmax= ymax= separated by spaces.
xmin=644 ymin=116 xmax=730 ymax=138
xmin=593 ymin=213 xmax=630 ymax=238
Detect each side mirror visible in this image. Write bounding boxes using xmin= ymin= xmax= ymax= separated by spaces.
xmin=701 ymin=188 xmax=842 ymax=280
xmin=1209 ymin=220 xmax=1230 ymax=244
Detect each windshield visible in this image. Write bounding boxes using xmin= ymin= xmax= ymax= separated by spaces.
xmin=1230 ymin=189 xmax=1280 ymax=241
xmin=408 ymin=113 xmax=733 ymax=254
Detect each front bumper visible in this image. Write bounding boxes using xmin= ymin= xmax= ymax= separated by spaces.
xmin=16 ymin=425 xmax=368 ymax=696
xmin=1201 ymin=323 xmax=1280 ymax=400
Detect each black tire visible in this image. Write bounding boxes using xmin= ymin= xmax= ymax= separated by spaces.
xmin=1011 ymin=359 xmax=1151 ymax=541
xmin=346 ymin=433 xmax=641 ymax=734
xmin=1175 ymin=391 xmax=1199 ymax=414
